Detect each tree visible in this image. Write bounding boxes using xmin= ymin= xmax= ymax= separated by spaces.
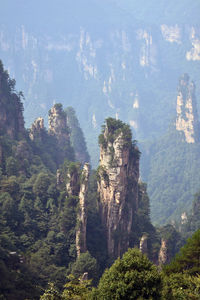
xmin=162 ymin=273 xmax=200 ymax=300
xmin=163 ymin=229 xmax=200 ymax=276
xmin=65 ymin=107 xmax=90 ymax=165
xmin=62 ymin=274 xmax=91 ymax=300
xmin=40 ymin=283 xmax=62 ymax=300
xmin=92 ymin=248 xmax=162 ymax=299
xmin=71 ymin=251 xmax=99 ymax=284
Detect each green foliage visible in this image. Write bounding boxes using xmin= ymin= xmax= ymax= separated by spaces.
xmin=98 ymin=118 xmax=140 ymax=167
xmin=181 ymin=190 xmax=200 ymax=237
xmin=40 ymin=283 xmax=62 ymax=300
xmin=98 ymin=118 xmax=132 ymax=149
xmin=162 ymin=273 xmax=200 ymax=300
xmin=92 ymin=248 xmax=162 ymax=299
xmin=86 ymin=171 xmax=108 ymax=277
xmin=5 ymin=156 xmax=19 ymax=176
xmin=62 ymin=274 xmax=92 ymax=300
xmin=142 ymin=129 xmax=200 ymax=224
xmin=71 ymin=251 xmax=99 ymax=284
xmin=96 ymin=165 xmax=109 ymax=185
xmin=158 ymin=224 xmax=183 ymax=263
xmin=163 ymin=229 xmax=200 ymax=276
xmin=65 ymin=107 xmax=90 ymax=165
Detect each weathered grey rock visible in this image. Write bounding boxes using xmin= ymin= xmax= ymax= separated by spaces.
xmin=158 ymin=239 xmax=169 ymax=266
xmin=139 ymin=234 xmax=148 ymax=255
xmin=65 ymin=162 xmax=90 ymax=257
xmin=98 ymin=119 xmax=139 ymax=258
xmin=176 ymin=74 xmax=199 ymax=143
xmin=0 ymin=93 xmax=25 ymax=139
xmin=48 ymin=104 xmax=69 ymax=145
xmin=0 ymin=144 xmax=3 ymax=165
xmin=76 ymin=163 xmax=90 ymax=257
xmin=29 ymin=117 xmax=44 ymax=141
xmin=66 ymin=165 xmax=80 ymax=196
xmin=56 ymin=169 xmax=61 ymax=185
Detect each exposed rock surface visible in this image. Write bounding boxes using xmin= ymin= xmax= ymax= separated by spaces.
xmin=65 ymin=162 xmax=90 ymax=257
xmin=65 ymin=106 xmax=90 ymax=165
xmin=0 ymin=144 xmax=2 ymax=165
xmin=161 ymin=24 xmax=181 ymax=43
xmin=158 ymin=239 xmax=169 ymax=266
xmin=139 ymin=234 xmax=148 ymax=255
xmin=66 ymin=164 xmax=81 ymax=196
xmin=176 ymin=73 xmax=199 ymax=143
xmin=0 ymin=61 xmax=25 ymax=138
xmin=29 ymin=117 xmax=44 ymax=141
xmin=0 ymin=93 xmax=25 ymax=139
xmin=97 ymin=118 xmax=139 ymax=258
xmin=76 ymin=163 xmax=90 ymax=257
xmin=186 ymin=27 xmax=200 ymax=61
xmin=181 ymin=212 xmax=188 ymax=225
xmin=48 ymin=103 xmax=70 ymax=145
xmin=48 ymin=103 xmax=74 ymax=163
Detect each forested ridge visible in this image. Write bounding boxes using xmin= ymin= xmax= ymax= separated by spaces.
xmin=0 ymin=60 xmax=200 ymax=299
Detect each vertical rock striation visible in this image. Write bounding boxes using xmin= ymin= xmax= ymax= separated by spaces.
xmin=139 ymin=234 xmax=148 ymax=255
xmin=158 ymin=239 xmax=169 ymax=266
xmin=65 ymin=106 xmax=90 ymax=165
xmin=76 ymin=163 xmax=90 ymax=257
xmin=176 ymin=73 xmax=199 ymax=143
xmin=29 ymin=117 xmax=44 ymax=141
xmin=48 ymin=103 xmax=74 ymax=163
xmin=65 ymin=162 xmax=90 ymax=257
xmin=48 ymin=103 xmax=70 ymax=145
xmin=97 ymin=118 xmax=140 ymax=258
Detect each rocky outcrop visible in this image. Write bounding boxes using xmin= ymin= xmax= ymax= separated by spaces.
xmin=48 ymin=103 xmax=70 ymax=145
xmin=66 ymin=162 xmax=90 ymax=257
xmin=48 ymin=103 xmax=74 ymax=163
xmin=181 ymin=212 xmax=188 ymax=225
xmin=29 ymin=117 xmax=44 ymax=141
xmin=65 ymin=106 xmax=90 ymax=165
xmin=176 ymin=74 xmax=199 ymax=143
xmin=161 ymin=24 xmax=181 ymax=44
xmin=186 ymin=27 xmax=200 ymax=61
xmin=0 ymin=144 xmax=3 ymax=165
xmin=76 ymin=163 xmax=90 ymax=257
xmin=139 ymin=234 xmax=148 ymax=255
xmin=97 ymin=118 xmax=140 ymax=258
xmin=66 ymin=163 xmax=81 ymax=196
xmin=158 ymin=239 xmax=169 ymax=266
xmin=0 ymin=93 xmax=25 ymax=139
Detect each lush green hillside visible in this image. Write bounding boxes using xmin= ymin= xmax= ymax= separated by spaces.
xmin=141 ymin=128 xmax=200 ymax=225
xmin=0 ymin=62 xmax=159 ymax=299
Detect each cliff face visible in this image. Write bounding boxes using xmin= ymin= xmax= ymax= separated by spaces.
xmin=65 ymin=107 xmax=90 ymax=165
xmin=76 ymin=163 xmax=90 ymax=257
xmin=29 ymin=117 xmax=44 ymax=141
xmin=158 ymin=239 xmax=169 ymax=266
xmin=97 ymin=118 xmax=139 ymax=258
xmin=48 ymin=103 xmax=74 ymax=163
xmin=139 ymin=234 xmax=148 ymax=255
xmin=65 ymin=162 xmax=90 ymax=257
xmin=0 ymin=62 xmax=25 ymax=139
xmin=48 ymin=104 xmax=70 ymax=145
xmin=176 ymin=74 xmax=199 ymax=143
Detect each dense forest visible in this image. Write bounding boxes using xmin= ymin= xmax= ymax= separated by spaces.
xmin=0 ymin=59 xmax=200 ymax=300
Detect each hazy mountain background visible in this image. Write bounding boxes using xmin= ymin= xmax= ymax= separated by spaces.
xmin=0 ymin=0 xmax=200 ymax=224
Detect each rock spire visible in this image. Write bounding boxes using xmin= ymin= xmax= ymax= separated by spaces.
xmin=65 ymin=162 xmax=90 ymax=257
xmin=97 ymin=118 xmax=140 ymax=258
xmin=176 ymin=73 xmax=199 ymax=143
xmin=29 ymin=117 xmax=44 ymax=141
xmin=48 ymin=103 xmax=70 ymax=145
